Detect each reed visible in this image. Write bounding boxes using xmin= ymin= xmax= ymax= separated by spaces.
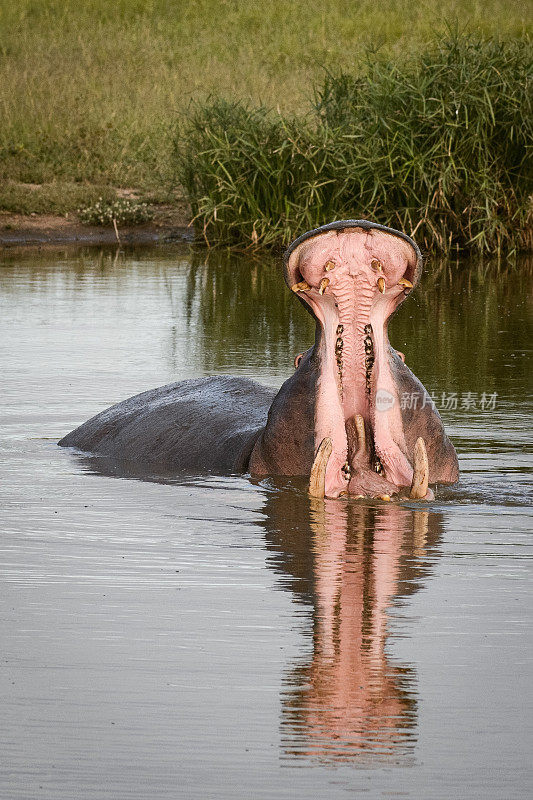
xmin=174 ymin=34 xmax=532 ymax=254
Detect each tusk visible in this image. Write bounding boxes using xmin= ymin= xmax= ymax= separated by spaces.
xmin=354 ymin=414 xmax=366 ymax=455
xmin=324 ymin=260 xmax=336 ymax=271
xmin=309 ymin=437 xmax=332 ymax=498
xmin=318 ymin=277 xmax=330 ymax=295
xmin=377 ymin=276 xmax=386 ymax=293
xmin=410 ymin=437 xmax=429 ymax=499
xmin=398 ymin=277 xmax=413 ymax=289
xmin=371 ymin=259 xmax=382 ymax=272
xmin=345 ymin=414 xmax=366 ymax=466
xmin=380 ymin=494 xmax=391 ymax=501
xmin=291 ymin=280 xmax=311 ymax=293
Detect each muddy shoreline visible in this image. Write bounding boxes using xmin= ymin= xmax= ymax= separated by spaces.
xmin=0 ymin=206 xmax=193 ymax=248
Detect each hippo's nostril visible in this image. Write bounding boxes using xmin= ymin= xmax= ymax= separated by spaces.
xmin=371 ymin=259 xmax=383 ymax=272
xmin=324 ymin=260 xmax=336 ymax=271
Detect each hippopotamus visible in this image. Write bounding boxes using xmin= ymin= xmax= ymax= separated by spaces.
xmin=59 ymin=220 xmax=458 ymax=500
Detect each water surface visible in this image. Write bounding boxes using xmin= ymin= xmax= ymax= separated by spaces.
xmin=1 ymin=245 xmax=531 ymax=799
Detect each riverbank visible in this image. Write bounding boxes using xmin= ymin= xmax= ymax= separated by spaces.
xmin=0 ymin=205 xmax=192 ymax=248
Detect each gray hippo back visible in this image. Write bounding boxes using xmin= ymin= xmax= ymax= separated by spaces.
xmin=59 ymin=376 xmax=274 ymax=473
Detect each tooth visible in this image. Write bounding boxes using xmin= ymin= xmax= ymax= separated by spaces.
xmin=410 ymin=437 xmax=429 ymax=499
xmin=325 ymin=260 xmax=336 ymax=271
xmin=291 ymin=280 xmax=311 ymax=293
xmin=354 ymin=414 xmax=366 ymax=455
xmin=309 ymin=437 xmax=332 ymax=498
xmin=377 ymin=277 xmax=386 ymax=293
xmin=398 ymin=278 xmax=413 ymax=289
xmin=319 ymin=278 xmax=330 ymax=295
xmin=380 ymin=494 xmax=391 ymax=502
xmin=371 ymin=259 xmax=382 ymax=272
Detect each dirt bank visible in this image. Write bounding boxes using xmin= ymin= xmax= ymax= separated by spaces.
xmin=0 ymin=205 xmax=193 ymax=248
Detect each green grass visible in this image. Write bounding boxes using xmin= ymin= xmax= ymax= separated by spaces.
xmin=174 ymin=34 xmax=532 ymax=255
xmin=0 ymin=0 xmax=531 ymax=217
xmin=0 ymin=181 xmax=117 ymax=216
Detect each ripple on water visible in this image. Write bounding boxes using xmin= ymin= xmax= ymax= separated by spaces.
xmin=0 ymin=247 xmax=531 ymax=800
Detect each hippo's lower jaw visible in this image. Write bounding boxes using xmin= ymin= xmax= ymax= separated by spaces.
xmin=310 ymin=433 xmax=433 ymax=502
xmin=284 ymin=221 xmax=458 ymax=501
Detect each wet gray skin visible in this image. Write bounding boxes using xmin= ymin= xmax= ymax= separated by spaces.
xmin=1 ymin=246 xmax=531 ymax=799
xmin=58 ymin=220 xmax=458 ymax=500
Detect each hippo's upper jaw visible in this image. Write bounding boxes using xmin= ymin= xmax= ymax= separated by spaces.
xmin=283 ymin=220 xmax=458 ymax=501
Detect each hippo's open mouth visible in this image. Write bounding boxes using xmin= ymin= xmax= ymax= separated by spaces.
xmin=58 ymin=216 xmax=458 ymax=497
xmin=285 ymin=221 xmax=437 ymax=501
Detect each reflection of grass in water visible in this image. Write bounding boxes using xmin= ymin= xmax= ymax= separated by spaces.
xmin=389 ymin=255 xmax=532 ymax=396
xmin=179 ymin=248 xmax=531 ymax=393
xmin=0 ymin=1 xmax=530 ymax=214
xmin=0 ymin=244 xmax=528 ymax=397
xmin=182 ymin=248 xmax=315 ymax=374
xmin=175 ymin=34 xmax=532 ymax=255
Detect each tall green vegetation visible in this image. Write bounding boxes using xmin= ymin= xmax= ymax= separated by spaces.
xmin=175 ymin=35 xmax=532 ymax=255
xmin=0 ymin=0 xmax=530 ymax=215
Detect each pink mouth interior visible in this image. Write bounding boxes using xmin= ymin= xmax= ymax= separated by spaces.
xmin=287 ymin=226 xmax=418 ymax=498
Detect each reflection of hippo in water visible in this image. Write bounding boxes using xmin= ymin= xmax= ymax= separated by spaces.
xmin=59 ymin=220 xmax=458 ymax=500
xmin=269 ymin=494 xmax=443 ymax=761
